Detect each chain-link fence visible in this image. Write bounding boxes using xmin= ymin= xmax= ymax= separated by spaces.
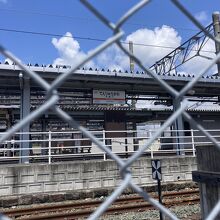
xmin=0 ymin=0 xmax=220 ymax=219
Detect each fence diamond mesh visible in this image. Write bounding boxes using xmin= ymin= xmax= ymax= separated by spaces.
xmin=0 ymin=0 xmax=220 ymax=219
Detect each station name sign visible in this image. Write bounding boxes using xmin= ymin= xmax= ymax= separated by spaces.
xmin=93 ymin=90 xmax=125 ymax=105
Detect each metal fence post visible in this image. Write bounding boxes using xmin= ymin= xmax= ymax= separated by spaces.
xmin=7 ymin=139 xmax=11 ymax=157
xmin=149 ymin=130 xmax=154 ymax=158
xmin=48 ymin=131 xmax=52 ymax=164
xmin=191 ymin=129 xmax=196 ymax=157
xmin=103 ymin=129 xmax=106 ymax=160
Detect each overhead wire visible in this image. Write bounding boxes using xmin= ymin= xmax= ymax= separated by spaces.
xmin=0 ymin=27 xmax=215 ymax=54
xmin=0 ymin=7 xmax=215 ymax=54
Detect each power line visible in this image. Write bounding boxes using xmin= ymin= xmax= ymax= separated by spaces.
xmin=0 ymin=8 xmax=200 ymax=32
xmin=0 ymin=27 xmax=215 ymax=53
xmin=0 ymin=27 xmax=104 ymax=42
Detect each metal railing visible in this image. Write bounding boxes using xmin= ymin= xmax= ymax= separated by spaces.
xmin=0 ymin=0 xmax=220 ymax=219
xmin=0 ymin=128 xmax=219 ymax=163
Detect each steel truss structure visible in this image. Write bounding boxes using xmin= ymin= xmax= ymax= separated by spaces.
xmin=150 ymin=24 xmax=215 ymax=76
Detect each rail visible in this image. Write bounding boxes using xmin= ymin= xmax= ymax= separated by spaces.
xmin=0 ymin=128 xmax=218 ymax=164
xmin=2 ymin=189 xmax=199 ymax=219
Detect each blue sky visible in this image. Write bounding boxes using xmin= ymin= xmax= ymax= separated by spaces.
xmin=0 ymin=0 xmax=219 ymax=74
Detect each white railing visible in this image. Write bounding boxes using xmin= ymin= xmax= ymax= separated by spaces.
xmin=0 ymin=128 xmax=218 ymax=164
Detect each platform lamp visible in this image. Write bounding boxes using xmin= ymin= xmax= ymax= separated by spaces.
xmin=19 ymin=72 xmax=23 ymax=89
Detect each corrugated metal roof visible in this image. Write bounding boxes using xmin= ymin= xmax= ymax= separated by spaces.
xmin=0 ymin=102 xmax=219 ymax=113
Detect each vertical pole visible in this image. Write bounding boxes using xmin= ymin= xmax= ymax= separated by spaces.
xmin=125 ymin=120 xmax=128 ymax=158
xmin=129 ymin=41 xmax=137 ymax=109
xmin=157 ymin=179 xmax=163 ymax=220
xmin=151 ymin=148 xmax=153 ymax=159
xmin=48 ymin=131 xmax=52 ymax=164
xmin=173 ymin=98 xmax=185 ymax=156
xmin=129 ymin=41 xmax=134 ymax=73
xmin=6 ymin=112 xmax=11 ymax=157
xmin=41 ymin=117 xmax=47 ymax=155
xmin=125 ymin=132 xmax=128 ymax=158
xmin=20 ymin=73 xmax=30 ymax=163
xmin=7 ymin=140 xmax=11 ymax=157
xmin=149 ymin=131 xmax=154 ymax=158
xmin=10 ymin=139 xmax=15 ymax=157
xmin=133 ymin=122 xmax=138 ymax=151
xmin=103 ymin=130 xmax=106 ymax=161
xmin=212 ymin=12 xmax=220 ymax=75
xmin=191 ymin=129 xmax=196 ymax=157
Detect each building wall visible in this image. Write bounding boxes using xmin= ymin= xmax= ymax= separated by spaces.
xmin=195 ymin=115 xmax=220 ymax=129
xmin=0 ymin=157 xmax=197 ymax=196
xmin=192 ymin=115 xmax=220 ymax=144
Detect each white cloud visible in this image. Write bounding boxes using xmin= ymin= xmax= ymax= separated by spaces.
xmin=52 ymin=26 xmax=181 ymax=71
xmin=95 ymin=45 xmax=128 ymax=71
xmin=179 ymin=38 xmax=217 ymax=76
xmin=195 ymin=11 xmax=208 ymax=23
xmin=52 ymin=27 xmax=218 ymax=76
xmin=52 ymin=32 xmax=95 ymax=68
xmin=96 ymin=25 xmax=181 ymax=71
xmin=126 ymin=25 xmax=181 ymax=67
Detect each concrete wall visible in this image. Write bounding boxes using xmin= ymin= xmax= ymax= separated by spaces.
xmin=0 ymin=157 xmax=197 ymax=196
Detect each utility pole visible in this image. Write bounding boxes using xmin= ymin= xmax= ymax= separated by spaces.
xmin=129 ymin=41 xmax=136 ymax=108
xmin=129 ymin=41 xmax=138 ymax=150
xmin=129 ymin=41 xmax=134 ymax=73
xmin=212 ymin=11 xmax=220 ymax=75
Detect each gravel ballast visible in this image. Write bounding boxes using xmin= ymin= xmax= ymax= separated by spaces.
xmin=100 ymin=204 xmax=200 ymax=220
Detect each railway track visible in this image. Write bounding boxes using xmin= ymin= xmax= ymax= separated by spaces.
xmin=1 ymin=189 xmax=199 ymax=220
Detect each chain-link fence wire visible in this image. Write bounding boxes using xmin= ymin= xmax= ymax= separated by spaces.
xmin=0 ymin=0 xmax=220 ymax=219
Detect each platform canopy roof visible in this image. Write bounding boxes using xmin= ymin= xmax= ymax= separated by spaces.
xmin=0 ymin=63 xmax=220 ymax=97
